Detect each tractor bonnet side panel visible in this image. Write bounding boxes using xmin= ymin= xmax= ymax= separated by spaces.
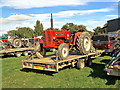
xmin=42 ymin=30 xmax=71 ymax=48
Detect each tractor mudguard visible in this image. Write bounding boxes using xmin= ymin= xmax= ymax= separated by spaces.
xmin=73 ymin=32 xmax=82 ymax=45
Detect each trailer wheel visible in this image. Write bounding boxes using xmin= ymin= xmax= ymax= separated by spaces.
xmin=76 ymin=32 xmax=91 ymax=54
xmin=58 ymin=43 xmax=69 ymax=60
xmin=23 ymin=52 xmax=28 ymax=56
xmin=86 ymin=57 xmax=92 ymax=66
xmin=35 ymin=44 xmax=46 ymax=58
xmin=16 ymin=53 xmax=21 ymax=57
xmin=13 ymin=39 xmax=22 ymax=48
xmin=77 ymin=59 xmax=85 ymax=69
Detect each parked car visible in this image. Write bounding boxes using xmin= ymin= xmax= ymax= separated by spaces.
xmin=92 ymin=34 xmax=116 ymax=53
xmin=104 ymin=50 xmax=120 ymax=76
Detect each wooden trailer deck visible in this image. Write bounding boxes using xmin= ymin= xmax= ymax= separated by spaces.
xmin=0 ymin=48 xmax=34 ymax=54
xmin=23 ymin=50 xmax=104 ymax=64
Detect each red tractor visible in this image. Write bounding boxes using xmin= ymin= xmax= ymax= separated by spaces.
xmin=35 ymin=14 xmax=93 ymax=60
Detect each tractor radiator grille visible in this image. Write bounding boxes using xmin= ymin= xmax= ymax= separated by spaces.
xmin=47 ymin=33 xmax=52 ymax=45
xmin=43 ymin=33 xmax=46 ymax=45
xmin=43 ymin=32 xmax=52 ymax=46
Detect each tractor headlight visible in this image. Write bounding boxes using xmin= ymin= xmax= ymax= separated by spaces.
xmin=53 ymin=37 xmax=56 ymax=40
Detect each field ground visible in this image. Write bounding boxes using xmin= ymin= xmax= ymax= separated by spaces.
xmin=1 ymin=53 xmax=120 ymax=88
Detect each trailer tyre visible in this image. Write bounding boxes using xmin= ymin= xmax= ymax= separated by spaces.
xmin=77 ymin=59 xmax=85 ymax=69
xmin=86 ymin=57 xmax=92 ymax=66
xmin=76 ymin=32 xmax=91 ymax=54
xmin=58 ymin=43 xmax=69 ymax=60
xmin=16 ymin=53 xmax=21 ymax=57
xmin=13 ymin=39 xmax=22 ymax=48
xmin=23 ymin=52 xmax=28 ymax=56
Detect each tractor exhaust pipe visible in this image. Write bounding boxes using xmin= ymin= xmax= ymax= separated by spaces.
xmin=50 ymin=13 xmax=53 ymax=30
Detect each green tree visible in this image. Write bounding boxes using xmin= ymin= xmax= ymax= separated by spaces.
xmin=62 ymin=23 xmax=94 ymax=35
xmin=62 ymin=23 xmax=78 ymax=32
xmin=46 ymin=28 xmax=59 ymax=31
xmin=7 ymin=30 xmax=18 ymax=37
xmin=77 ymin=25 xmax=87 ymax=31
xmin=93 ymin=26 xmax=101 ymax=35
xmin=101 ymin=23 xmax=108 ymax=34
xmin=6 ymin=27 xmax=34 ymax=38
xmin=17 ymin=27 xmax=34 ymax=38
xmin=34 ymin=20 xmax=43 ymax=37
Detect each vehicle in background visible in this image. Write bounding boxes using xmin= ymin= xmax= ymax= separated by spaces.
xmin=0 ymin=36 xmax=33 ymax=49
xmin=91 ymin=34 xmax=116 ymax=54
xmin=114 ymin=30 xmax=120 ymax=50
xmin=0 ymin=36 xmax=41 ymax=57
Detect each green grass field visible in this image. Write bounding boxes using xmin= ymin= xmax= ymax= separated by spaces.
xmin=2 ymin=53 xmax=120 ymax=88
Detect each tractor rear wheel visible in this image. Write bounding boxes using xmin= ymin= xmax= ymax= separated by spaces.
xmin=13 ymin=39 xmax=22 ymax=48
xmin=75 ymin=32 xmax=91 ymax=54
xmin=35 ymin=44 xmax=46 ymax=58
xmin=58 ymin=43 xmax=69 ymax=60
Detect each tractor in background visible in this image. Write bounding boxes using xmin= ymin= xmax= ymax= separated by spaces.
xmin=35 ymin=14 xmax=94 ymax=60
xmin=0 ymin=36 xmax=32 ymax=49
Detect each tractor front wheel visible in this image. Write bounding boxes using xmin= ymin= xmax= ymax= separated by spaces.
xmin=35 ymin=44 xmax=46 ymax=58
xmin=58 ymin=43 xmax=69 ymax=60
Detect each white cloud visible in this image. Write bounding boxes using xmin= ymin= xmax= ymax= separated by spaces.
xmin=0 ymin=14 xmax=34 ymax=35
xmin=30 ymin=8 xmax=113 ymax=20
xmin=1 ymin=14 xmax=33 ymax=24
xmin=106 ymin=15 xmax=118 ymax=17
xmin=83 ymin=20 xmax=106 ymax=31
xmin=0 ymin=21 xmax=35 ymax=36
xmin=0 ymin=7 xmax=114 ymax=35
xmin=59 ymin=8 xmax=113 ymax=16
xmin=105 ymin=14 xmax=118 ymax=21
xmin=0 ymin=0 xmax=86 ymax=9
xmin=0 ymin=0 xmax=119 ymax=9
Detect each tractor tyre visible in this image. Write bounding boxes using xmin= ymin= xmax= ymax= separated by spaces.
xmin=13 ymin=39 xmax=22 ymax=48
xmin=77 ymin=59 xmax=85 ymax=69
xmin=2 ymin=41 xmax=12 ymax=49
xmin=35 ymin=44 xmax=46 ymax=58
xmin=90 ymin=44 xmax=96 ymax=53
xmin=75 ymin=32 xmax=91 ymax=54
xmin=1 ymin=42 xmax=7 ymax=49
xmin=58 ymin=43 xmax=69 ymax=60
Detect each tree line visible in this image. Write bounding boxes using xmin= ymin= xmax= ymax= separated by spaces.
xmin=4 ymin=20 xmax=43 ymax=38
xmin=4 ymin=20 xmax=107 ymax=38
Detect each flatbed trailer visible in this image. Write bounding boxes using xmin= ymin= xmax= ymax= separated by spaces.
xmin=0 ymin=48 xmax=34 ymax=57
xmin=22 ymin=50 xmax=104 ymax=72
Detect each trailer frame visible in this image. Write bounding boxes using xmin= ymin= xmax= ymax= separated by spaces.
xmin=22 ymin=50 xmax=104 ymax=72
xmin=0 ymin=48 xmax=34 ymax=57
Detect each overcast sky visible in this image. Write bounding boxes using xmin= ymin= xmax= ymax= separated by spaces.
xmin=0 ymin=0 xmax=119 ymax=35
